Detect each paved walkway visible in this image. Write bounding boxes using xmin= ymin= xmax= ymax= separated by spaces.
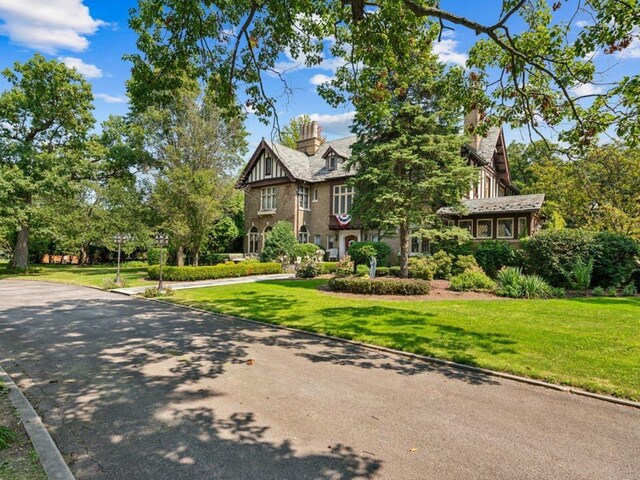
xmin=113 ymin=273 xmax=295 ymax=295
xmin=0 ymin=280 xmax=638 ymax=479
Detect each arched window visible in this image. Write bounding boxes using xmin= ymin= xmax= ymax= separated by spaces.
xmin=298 ymin=225 xmax=309 ymax=243
xmin=263 ymin=225 xmax=272 ymax=235
xmin=248 ymin=227 xmax=259 ymax=254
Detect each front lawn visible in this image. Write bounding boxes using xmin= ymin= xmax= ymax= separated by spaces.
xmin=0 ymin=264 xmax=154 ymax=288
xmin=169 ymin=279 xmax=640 ymax=401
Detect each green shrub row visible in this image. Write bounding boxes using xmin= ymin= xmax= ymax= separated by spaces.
xmin=318 ymin=262 xmax=338 ymax=274
xmin=328 ymin=277 xmax=430 ymax=295
xmin=147 ymin=262 xmax=282 ymax=281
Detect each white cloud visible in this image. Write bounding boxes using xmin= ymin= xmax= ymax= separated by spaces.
xmin=433 ymin=37 xmax=468 ymax=66
xmin=575 ymin=20 xmax=590 ymax=28
xmin=58 ymin=56 xmax=102 ymax=78
xmin=309 ymin=111 xmax=355 ymax=137
xmin=94 ymin=93 xmax=127 ymax=104
xmin=0 ymin=0 xmax=104 ymax=53
xmin=616 ymin=39 xmax=640 ymax=59
xmin=570 ymin=83 xmax=603 ymax=97
xmin=310 ymin=74 xmax=334 ymax=86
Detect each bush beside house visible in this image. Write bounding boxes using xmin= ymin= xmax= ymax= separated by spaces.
xmin=148 ymin=262 xmax=282 ymax=281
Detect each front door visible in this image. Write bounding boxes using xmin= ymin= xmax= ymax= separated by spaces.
xmin=344 ymin=235 xmax=358 ymax=255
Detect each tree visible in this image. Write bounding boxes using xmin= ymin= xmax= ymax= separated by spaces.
xmin=528 ymin=144 xmax=640 ymax=238
xmin=0 ymin=54 xmax=94 ymax=269
xmin=344 ymin=19 xmax=476 ymax=278
xmin=278 ymin=115 xmax=326 ymax=149
xmin=143 ymin=85 xmax=247 ymax=266
xmin=506 ymin=141 xmax=562 ymax=192
xmin=260 ymin=221 xmax=297 ymax=262
xmin=202 ymin=191 xmax=244 ymax=254
xmin=127 ymin=1 xmax=640 ymax=150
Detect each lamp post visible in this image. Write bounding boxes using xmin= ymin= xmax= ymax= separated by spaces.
xmin=154 ymin=232 xmax=170 ymax=293
xmin=113 ymin=233 xmax=129 ymax=285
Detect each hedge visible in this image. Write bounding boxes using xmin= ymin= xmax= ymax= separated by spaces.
xmin=147 ymin=262 xmax=282 ymax=282
xmin=318 ymin=262 xmax=338 ymax=274
xmin=328 ymin=276 xmax=430 ymax=295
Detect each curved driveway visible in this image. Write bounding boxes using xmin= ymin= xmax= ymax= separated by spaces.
xmin=0 ymin=280 xmax=638 ymax=479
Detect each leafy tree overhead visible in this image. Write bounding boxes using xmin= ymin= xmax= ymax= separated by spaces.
xmin=127 ymin=0 xmax=640 ymax=150
xmin=0 ymin=54 xmax=95 ymax=270
xmin=142 ymin=84 xmax=248 ymax=266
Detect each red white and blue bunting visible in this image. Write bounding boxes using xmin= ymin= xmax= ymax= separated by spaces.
xmin=335 ymin=214 xmax=352 ymax=226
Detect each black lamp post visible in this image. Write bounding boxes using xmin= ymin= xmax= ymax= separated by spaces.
xmin=154 ymin=232 xmax=170 ymax=292
xmin=113 ymin=233 xmax=129 ymax=285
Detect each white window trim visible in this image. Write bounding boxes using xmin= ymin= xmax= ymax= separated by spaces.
xmin=496 ymin=217 xmax=514 ymax=239
xmin=259 ymin=186 xmax=277 ymax=214
xmin=248 ymin=228 xmax=259 ymax=254
xmin=458 ymin=219 xmax=473 ymax=237
xmin=518 ymin=216 xmax=528 ymax=238
xmin=312 ymin=188 xmax=319 ymax=202
xmin=298 ymin=185 xmax=310 ymax=210
xmin=476 ymin=219 xmax=493 ymax=239
xmin=409 ymin=229 xmax=429 ymax=256
xmin=333 ymin=184 xmax=354 ymax=215
xmin=298 ymin=225 xmax=309 ymax=243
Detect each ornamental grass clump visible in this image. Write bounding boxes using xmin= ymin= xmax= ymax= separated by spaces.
xmin=496 ymin=267 xmax=553 ymax=299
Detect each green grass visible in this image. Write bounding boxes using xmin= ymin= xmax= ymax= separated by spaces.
xmin=0 ymin=263 xmax=154 ymax=288
xmin=169 ymin=279 xmax=640 ymax=401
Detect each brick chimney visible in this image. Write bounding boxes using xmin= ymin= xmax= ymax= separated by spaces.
xmin=296 ymin=120 xmax=322 ymax=156
xmin=464 ymin=109 xmax=482 ymax=151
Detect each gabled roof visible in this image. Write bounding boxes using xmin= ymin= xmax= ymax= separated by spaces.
xmin=240 ymin=136 xmax=357 ymax=185
xmin=437 ymin=194 xmax=545 ymax=216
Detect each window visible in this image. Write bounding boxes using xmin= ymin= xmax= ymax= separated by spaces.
xmin=248 ymin=227 xmax=259 ymax=253
xmin=518 ymin=217 xmax=528 ymax=238
xmin=333 ymin=185 xmax=354 ymax=215
xmin=484 ymin=175 xmax=492 ymax=198
xmin=458 ymin=219 xmax=473 ymax=236
xmin=263 ymin=225 xmax=272 ymax=235
xmin=260 ymin=187 xmax=276 ymax=211
xmin=328 ymin=155 xmax=337 ymax=171
xmin=312 ymin=189 xmax=318 ymax=202
xmin=497 ymin=218 xmax=514 ymax=239
xmin=314 ymin=234 xmax=322 ymax=246
xmin=298 ymin=225 xmax=309 ymax=243
xmin=265 ymin=156 xmax=273 ymax=176
xmin=298 ymin=185 xmax=310 ymax=209
xmin=327 ymin=236 xmax=335 ymax=250
xmin=370 ymin=233 xmax=379 ymax=242
xmin=410 ymin=230 xmax=429 ymax=255
xmin=476 ymin=219 xmax=493 ymax=239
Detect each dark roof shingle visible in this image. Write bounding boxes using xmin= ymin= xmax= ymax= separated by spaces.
xmin=437 ymin=194 xmax=545 ymax=216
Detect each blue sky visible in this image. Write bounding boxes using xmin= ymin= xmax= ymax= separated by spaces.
xmin=1 ymin=1 xmax=638 ymax=155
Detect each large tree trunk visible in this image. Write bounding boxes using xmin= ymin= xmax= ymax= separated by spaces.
xmin=12 ymin=224 xmax=30 ymax=270
xmin=176 ymin=245 xmax=185 ymax=267
xmin=192 ymin=250 xmax=199 ymax=267
xmin=399 ymin=221 xmax=410 ymax=279
xmin=79 ymin=245 xmax=90 ymax=265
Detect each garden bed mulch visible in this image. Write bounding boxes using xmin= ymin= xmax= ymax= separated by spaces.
xmin=318 ymin=279 xmax=508 ymax=301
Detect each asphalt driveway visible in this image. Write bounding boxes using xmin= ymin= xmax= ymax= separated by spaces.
xmin=0 ymin=280 xmax=638 ymax=479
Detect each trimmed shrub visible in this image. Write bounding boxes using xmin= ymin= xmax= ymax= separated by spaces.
xmin=606 ymin=286 xmax=618 ymax=297
xmin=431 ymin=250 xmax=453 ymax=279
xmin=452 ymin=254 xmax=479 ymax=275
xmin=520 ymin=229 xmax=594 ymax=287
xmin=408 ymin=256 xmax=436 ymax=280
xmin=356 ymin=264 xmax=369 ymax=277
xmin=121 ymin=260 xmax=148 ymax=268
xmin=148 ymin=262 xmax=282 ymax=281
xmin=592 ymin=286 xmax=606 ymax=297
xmin=589 ymin=232 xmax=640 ymax=288
xmin=474 ymin=240 xmax=517 ymax=278
xmin=294 ymin=243 xmax=324 ymax=259
xmin=328 ymin=277 xmax=430 ymax=295
xmin=260 ymin=221 xmax=297 ymax=262
xmin=389 ymin=266 xmax=400 ymax=277
xmin=296 ymin=259 xmax=320 ymax=278
xmin=199 ymin=252 xmax=229 ymax=266
xmin=550 ymin=287 xmax=566 ymax=298
xmin=449 ymin=270 xmax=496 ymax=292
xmin=375 ymin=266 xmax=390 ymax=277
xmin=334 ymin=255 xmax=354 ymax=278
xmin=348 ymin=241 xmax=392 ymax=266
xmin=318 ymin=262 xmax=338 ymax=274
xmin=621 ymin=283 xmax=637 ymax=296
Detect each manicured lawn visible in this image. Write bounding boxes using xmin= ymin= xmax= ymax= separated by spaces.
xmin=169 ymin=279 xmax=640 ymax=401
xmin=0 ymin=263 xmax=154 ymax=288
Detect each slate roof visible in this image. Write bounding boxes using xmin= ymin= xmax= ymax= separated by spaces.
xmin=265 ymin=136 xmax=357 ymax=183
xmin=437 ymin=194 xmax=545 ymax=216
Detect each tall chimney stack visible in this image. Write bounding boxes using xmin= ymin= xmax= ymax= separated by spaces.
xmin=464 ymin=109 xmax=482 ymax=151
xmin=296 ymin=119 xmax=322 ymax=156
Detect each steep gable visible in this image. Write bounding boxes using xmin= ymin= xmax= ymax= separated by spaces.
xmin=236 ymin=140 xmax=294 ymax=187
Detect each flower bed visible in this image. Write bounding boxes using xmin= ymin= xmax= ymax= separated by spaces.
xmin=147 ymin=262 xmax=282 ymax=282
xmin=328 ymin=276 xmax=430 ymax=295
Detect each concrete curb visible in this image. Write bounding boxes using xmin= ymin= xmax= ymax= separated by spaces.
xmin=147 ymin=297 xmax=640 ymax=410
xmin=0 ymin=365 xmax=75 ymax=480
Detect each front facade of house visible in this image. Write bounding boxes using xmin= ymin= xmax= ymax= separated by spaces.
xmin=236 ymin=116 xmax=544 ymax=261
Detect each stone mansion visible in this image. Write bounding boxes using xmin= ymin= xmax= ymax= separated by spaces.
xmin=236 ymin=114 xmax=544 ymax=261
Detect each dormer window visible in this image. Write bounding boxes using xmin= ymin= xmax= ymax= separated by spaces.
xmin=328 ymin=155 xmax=337 ymax=171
